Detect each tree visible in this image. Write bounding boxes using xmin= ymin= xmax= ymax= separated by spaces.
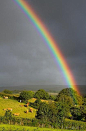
xmin=56 ymin=88 xmax=83 ymax=105
xmin=70 ymin=106 xmax=82 ymax=120
xmin=3 ymin=89 xmax=12 ymax=94
xmin=34 ymin=89 xmax=49 ymax=100
xmin=4 ymin=110 xmax=12 ymax=124
xmin=31 ymin=98 xmax=42 ymax=109
xmin=82 ymin=98 xmax=86 ymax=105
xmin=19 ymin=91 xmax=34 ymax=101
xmin=56 ymin=101 xmax=71 ymax=129
xmin=48 ymin=102 xmax=58 ymax=123
xmin=56 ymin=94 xmax=74 ymax=107
xmin=36 ymin=101 xmax=59 ymax=127
xmin=49 ymin=95 xmax=56 ymax=100
xmin=78 ymin=105 xmax=86 ymax=121
xmin=36 ymin=102 xmax=49 ymax=122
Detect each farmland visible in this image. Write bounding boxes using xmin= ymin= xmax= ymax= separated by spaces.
xmin=0 ymin=97 xmax=36 ymax=119
xmin=0 ymin=97 xmax=53 ymax=119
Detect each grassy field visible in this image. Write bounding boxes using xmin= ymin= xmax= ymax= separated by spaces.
xmin=0 ymin=97 xmax=36 ymax=119
xmin=0 ymin=97 xmax=54 ymax=119
xmin=28 ymin=98 xmax=54 ymax=103
xmin=0 ymin=124 xmax=84 ymax=131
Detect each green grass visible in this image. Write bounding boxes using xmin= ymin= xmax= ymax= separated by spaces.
xmin=0 ymin=124 xmax=84 ymax=131
xmin=28 ymin=98 xmax=54 ymax=104
xmin=0 ymin=97 xmax=36 ymax=119
xmin=0 ymin=97 xmax=54 ymax=119
xmin=28 ymin=98 xmax=36 ymax=103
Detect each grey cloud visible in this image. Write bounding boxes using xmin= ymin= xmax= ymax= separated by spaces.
xmin=0 ymin=0 xmax=86 ymax=86
xmin=28 ymin=0 xmax=86 ymax=57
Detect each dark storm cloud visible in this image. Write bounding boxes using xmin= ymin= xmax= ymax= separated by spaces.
xmin=0 ymin=0 xmax=86 ymax=86
xmin=0 ymin=0 xmax=64 ymax=86
xmin=28 ymin=0 xmax=86 ymax=56
xmin=28 ymin=0 xmax=86 ymax=85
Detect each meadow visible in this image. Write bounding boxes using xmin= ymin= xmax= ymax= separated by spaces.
xmin=0 ymin=97 xmax=53 ymax=119
xmin=0 ymin=97 xmax=36 ymax=119
xmin=0 ymin=124 xmax=85 ymax=131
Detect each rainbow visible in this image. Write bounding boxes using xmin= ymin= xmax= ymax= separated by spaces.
xmin=13 ymin=0 xmax=79 ymax=95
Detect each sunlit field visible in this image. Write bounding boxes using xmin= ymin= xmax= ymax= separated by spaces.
xmin=0 ymin=97 xmax=54 ymax=119
xmin=0 ymin=124 xmax=84 ymax=131
xmin=0 ymin=97 xmax=36 ymax=119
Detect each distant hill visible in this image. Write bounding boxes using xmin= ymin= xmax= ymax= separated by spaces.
xmin=0 ymin=85 xmax=86 ymax=95
xmin=0 ymin=85 xmax=67 ymax=92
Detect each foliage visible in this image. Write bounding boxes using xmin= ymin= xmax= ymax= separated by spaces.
xmin=56 ymin=94 xmax=74 ymax=107
xmin=34 ymin=89 xmax=49 ymax=100
xmin=4 ymin=110 xmax=12 ymax=120
xmin=79 ymin=105 xmax=86 ymax=121
xmin=70 ymin=106 xmax=82 ymax=120
xmin=4 ymin=110 xmax=13 ymax=124
xmin=48 ymin=103 xmax=58 ymax=123
xmin=30 ymin=98 xmax=42 ymax=109
xmin=64 ymin=119 xmax=86 ymax=130
xmin=55 ymin=88 xmax=83 ymax=105
xmin=19 ymin=91 xmax=34 ymax=101
xmin=36 ymin=102 xmax=49 ymax=121
xmin=3 ymin=89 xmax=13 ymax=94
xmin=82 ymin=97 xmax=86 ymax=105
xmin=36 ymin=101 xmax=59 ymax=128
xmin=0 ymin=88 xmax=86 ymax=129
xmin=55 ymin=102 xmax=72 ymax=128
xmin=0 ymin=92 xmax=19 ymax=100
xmin=70 ymin=105 xmax=86 ymax=122
xmin=49 ymin=95 xmax=56 ymax=100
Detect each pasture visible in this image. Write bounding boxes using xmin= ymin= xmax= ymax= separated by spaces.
xmin=0 ymin=97 xmax=36 ymax=119
xmin=0 ymin=124 xmax=84 ymax=131
xmin=0 ymin=96 xmax=54 ymax=119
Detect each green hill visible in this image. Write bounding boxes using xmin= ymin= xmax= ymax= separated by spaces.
xmin=0 ymin=97 xmax=36 ymax=119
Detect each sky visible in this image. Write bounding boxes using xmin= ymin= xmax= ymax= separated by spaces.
xmin=0 ymin=0 xmax=86 ymax=87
